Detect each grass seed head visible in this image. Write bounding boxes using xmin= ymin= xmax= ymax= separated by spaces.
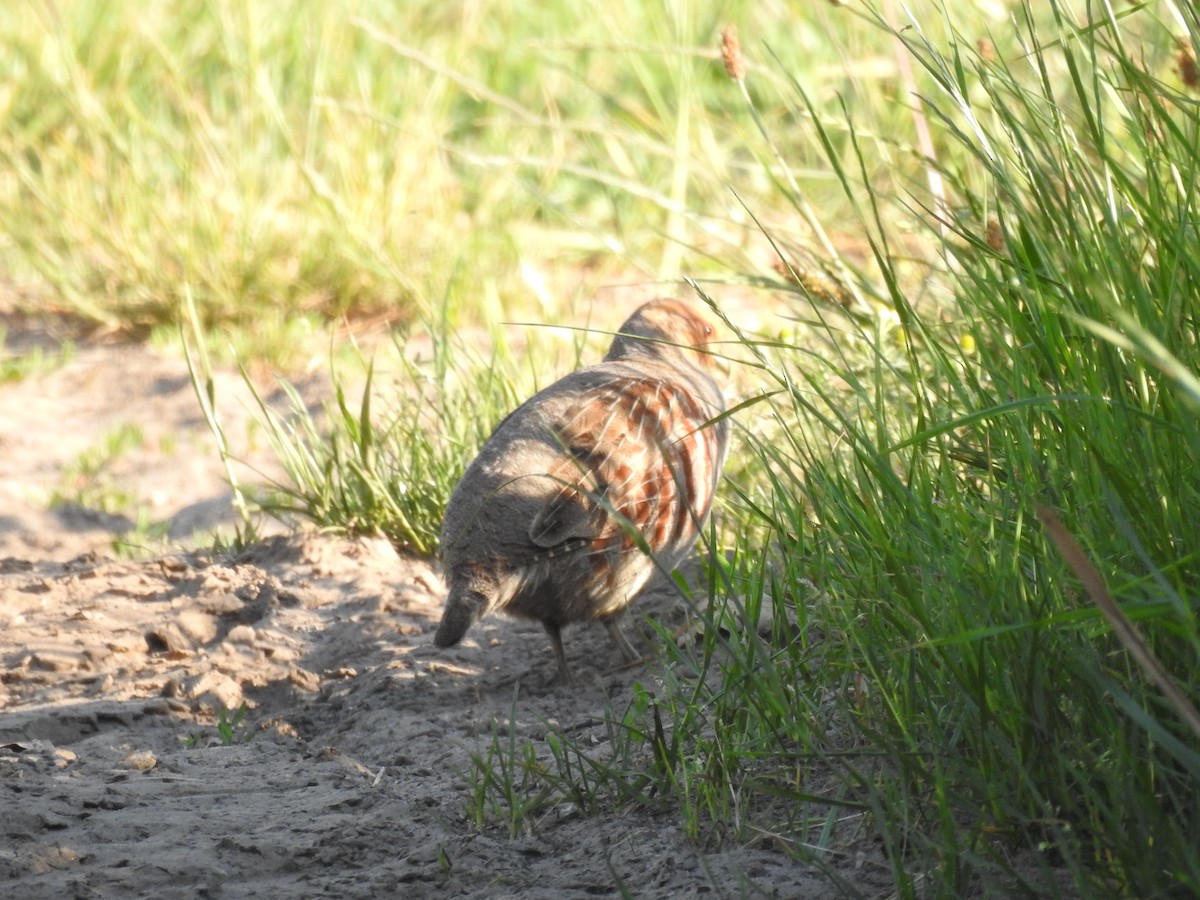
xmin=1178 ymin=39 xmax=1198 ymax=91
xmin=720 ymin=25 xmax=745 ymax=81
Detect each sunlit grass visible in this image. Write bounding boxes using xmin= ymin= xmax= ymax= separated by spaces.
xmin=0 ymin=0 xmax=964 ymax=360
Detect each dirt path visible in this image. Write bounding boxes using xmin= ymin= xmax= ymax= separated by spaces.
xmin=0 ymin=338 xmax=883 ymax=898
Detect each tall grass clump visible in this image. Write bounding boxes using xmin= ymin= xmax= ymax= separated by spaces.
xmin=462 ymin=3 xmax=1200 ymax=897
xmin=721 ymin=2 xmax=1198 ymax=894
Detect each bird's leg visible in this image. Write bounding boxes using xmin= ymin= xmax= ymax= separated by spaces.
xmin=543 ymin=621 xmax=571 ymax=684
xmin=604 ymin=616 xmax=642 ymax=665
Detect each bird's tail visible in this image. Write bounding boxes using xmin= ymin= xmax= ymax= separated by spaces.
xmin=434 ymin=588 xmax=488 ymax=647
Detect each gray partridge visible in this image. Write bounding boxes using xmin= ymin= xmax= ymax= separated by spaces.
xmin=435 ymin=298 xmax=730 ymax=680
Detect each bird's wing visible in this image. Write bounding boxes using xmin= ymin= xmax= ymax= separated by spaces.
xmin=526 ymin=371 xmax=652 ymax=550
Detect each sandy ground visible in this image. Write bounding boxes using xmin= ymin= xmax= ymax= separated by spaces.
xmin=0 ymin=332 xmax=891 ymax=898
